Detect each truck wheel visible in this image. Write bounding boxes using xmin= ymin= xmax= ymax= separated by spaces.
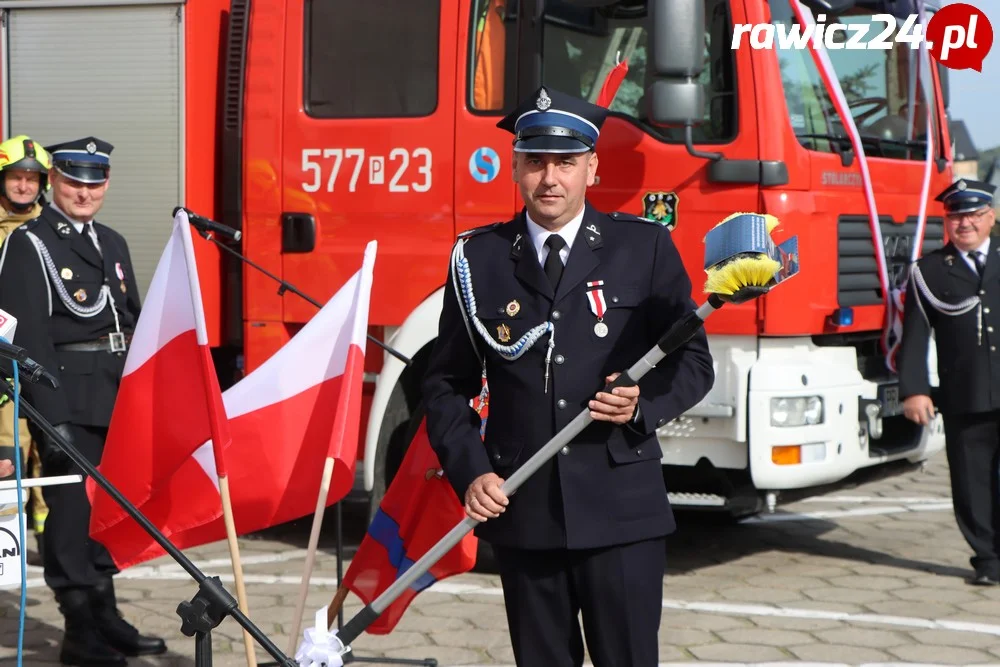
xmin=367 ymin=349 xmax=430 ymax=524
xmin=368 ymin=384 xmax=417 ymax=525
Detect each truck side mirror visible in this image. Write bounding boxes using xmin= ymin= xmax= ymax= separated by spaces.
xmin=646 ymin=0 xmax=705 ymax=127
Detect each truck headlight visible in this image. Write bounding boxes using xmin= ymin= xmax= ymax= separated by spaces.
xmin=770 ymin=396 xmax=824 ymax=427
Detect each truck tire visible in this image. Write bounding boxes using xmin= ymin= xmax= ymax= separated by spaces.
xmin=367 ymin=348 xmax=430 ymax=524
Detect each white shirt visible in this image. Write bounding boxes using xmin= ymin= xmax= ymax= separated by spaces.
xmin=960 ymin=237 xmax=990 ymax=275
xmin=525 ymin=207 xmax=585 ymax=268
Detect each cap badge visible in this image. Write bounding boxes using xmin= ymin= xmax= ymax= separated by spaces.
xmin=958 ymin=180 xmax=967 ymax=191
xmin=536 ymin=88 xmax=552 ymax=112
xmin=86 ymin=141 xmax=97 ymax=154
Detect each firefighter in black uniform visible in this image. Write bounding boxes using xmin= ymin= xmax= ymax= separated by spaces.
xmin=0 ymin=137 xmax=167 ymax=664
xmin=898 ymin=178 xmax=999 ymax=586
xmin=422 ymin=87 xmax=715 ymax=667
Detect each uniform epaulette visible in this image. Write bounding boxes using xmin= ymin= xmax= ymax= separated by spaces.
xmin=15 ymin=217 xmax=42 ymax=232
xmin=609 ymin=211 xmax=662 ymax=226
xmin=457 ymin=222 xmax=502 ymax=240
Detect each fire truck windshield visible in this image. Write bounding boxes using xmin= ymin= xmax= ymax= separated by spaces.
xmin=536 ymin=0 xmax=738 ymax=145
xmin=770 ymin=0 xmax=939 ymax=162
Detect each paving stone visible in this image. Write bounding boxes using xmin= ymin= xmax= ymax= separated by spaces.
xmin=383 ymin=645 xmax=483 ymax=664
xmin=864 ymin=599 xmax=959 ymax=618
xmin=659 ymin=627 xmax=715 ymax=646
xmin=716 ymin=627 xmax=814 ymax=647
xmin=432 ymin=628 xmax=510 ymax=650
xmin=688 ymin=642 xmax=789 ymax=662
xmin=958 ymin=599 xmax=1000 ymax=616
xmin=893 ymin=586 xmax=983 ymax=604
xmin=660 ymin=610 xmax=753 ymax=631
xmin=825 ymin=574 xmax=909 ymax=590
xmin=803 ymin=586 xmax=892 ymax=604
xmin=748 ymin=615 xmax=844 ymax=631
xmin=788 ymin=643 xmax=893 ymax=662
xmin=717 ymin=586 xmax=805 ymax=603
xmin=890 ymin=643 xmax=995 ymax=664
xmin=911 ymin=629 xmax=1000 ymax=649
xmin=744 ymin=573 xmax=829 ymax=590
xmin=814 ymin=626 xmax=909 ymax=648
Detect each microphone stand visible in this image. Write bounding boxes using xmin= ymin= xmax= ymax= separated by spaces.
xmin=198 ymin=226 xmax=412 ymax=367
xmin=196 ymin=227 xmax=435 ymax=667
xmin=0 ymin=376 xmax=297 ymax=667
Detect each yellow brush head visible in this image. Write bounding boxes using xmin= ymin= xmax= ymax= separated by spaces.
xmin=704 ymin=254 xmax=781 ymax=295
xmin=703 ymin=212 xmax=784 ymax=298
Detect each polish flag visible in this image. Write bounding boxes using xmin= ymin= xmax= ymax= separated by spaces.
xmin=90 ymin=230 xmax=376 ymax=569
xmin=88 ymin=209 xmax=232 ymax=562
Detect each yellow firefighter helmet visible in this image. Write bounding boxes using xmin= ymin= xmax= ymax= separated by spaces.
xmin=0 ymin=135 xmax=52 ymax=195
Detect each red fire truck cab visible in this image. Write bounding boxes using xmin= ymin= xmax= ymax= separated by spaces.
xmin=0 ymin=0 xmax=952 ymax=518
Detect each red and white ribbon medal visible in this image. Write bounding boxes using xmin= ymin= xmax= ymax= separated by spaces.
xmin=586 ymin=280 xmax=608 ymax=338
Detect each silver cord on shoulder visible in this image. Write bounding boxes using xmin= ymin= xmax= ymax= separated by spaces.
xmin=25 ymin=231 xmax=124 ymax=336
xmin=451 ymin=238 xmax=557 ymax=390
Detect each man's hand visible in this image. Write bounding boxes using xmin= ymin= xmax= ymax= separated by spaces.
xmin=590 ymin=373 xmax=640 ymax=424
xmin=0 ymin=459 xmax=13 ymax=477
xmin=464 ymin=472 xmax=508 ymax=522
xmin=903 ymin=394 xmax=936 ymax=426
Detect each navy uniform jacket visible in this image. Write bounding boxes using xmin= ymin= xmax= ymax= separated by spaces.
xmin=422 ymin=203 xmax=715 ymax=550
xmin=0 ymin=205 xmax=141 ymax=429
xmin=898 ymin=241 xmax=1000 ymax=416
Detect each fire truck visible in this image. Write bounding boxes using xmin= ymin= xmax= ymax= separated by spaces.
xmin=0 ymin=0 xmax=952 ymax=519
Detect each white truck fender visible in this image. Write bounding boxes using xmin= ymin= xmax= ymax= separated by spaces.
xmin=363 ymin=286 xmax=445 ymax=491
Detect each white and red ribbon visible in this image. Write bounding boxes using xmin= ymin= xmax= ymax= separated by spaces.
xmin=792 ymin=0 xmax=934 ymax=373
xmin=586 ymin=280 xmax=607 ymax=319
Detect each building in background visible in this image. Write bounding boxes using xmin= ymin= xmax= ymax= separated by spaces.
xmin=950 ymin=120 xmax=980 ymax=179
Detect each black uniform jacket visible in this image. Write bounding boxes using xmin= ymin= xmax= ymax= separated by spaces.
xmin=898 ymin=241 xmax=1000 ymax=416
xmin=0 ymin=205 xmax=141 ymax=428
xmin=422 ymin=203 xmax=715 ymax=550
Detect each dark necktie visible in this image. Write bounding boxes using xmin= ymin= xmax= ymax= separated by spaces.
xmin=543 ymin=234 xmax=567 ymax=289
xmin=969 ymin=251 xmax=985 ymax=277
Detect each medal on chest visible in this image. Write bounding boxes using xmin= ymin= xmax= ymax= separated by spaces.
xmin=586 ymin=280 xmax=608 ymax=337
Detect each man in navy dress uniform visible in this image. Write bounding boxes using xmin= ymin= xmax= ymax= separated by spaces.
xmin=898 ymin=178 xmax=1000 ymax=585
xmin=422 ymin=87 xmax=715 ymax=666
xmin=0 ymin=137 xmax=166 ymax=664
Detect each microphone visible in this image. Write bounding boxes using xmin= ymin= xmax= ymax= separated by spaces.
xmin=0 ymin=308 xmax=59 ymax=389
xmin=174 ymin=207 xmax=242 ymax=242
xmin=19 ymin=358 xmax=58 ymax=390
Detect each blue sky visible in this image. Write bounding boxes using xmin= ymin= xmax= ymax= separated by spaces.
xmin=944 ymin=0 xmax=1000 ymax=151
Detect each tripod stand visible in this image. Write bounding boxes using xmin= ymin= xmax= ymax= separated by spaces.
xmin=203 ymin=227 xmax=436 ymax=667
xmin=0 ymin=376 xmax=297 ymax=667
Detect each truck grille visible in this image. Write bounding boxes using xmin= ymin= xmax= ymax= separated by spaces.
xmin=838 ymin=216 xmax=945 ymax=307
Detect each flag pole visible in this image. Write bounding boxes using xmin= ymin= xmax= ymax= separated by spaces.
xmin=287 ymin=456 xmax=337 ymax=655
xmin=178 ymin=210 xmax=258 ymax=667
xmin=219 ymin=476 xmax=258 ymax=667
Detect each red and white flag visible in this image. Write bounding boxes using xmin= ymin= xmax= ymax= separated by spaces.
xmin=88 ymin=209 xmax=232 ymax=565
xmin=90 ymin=226 xmax=376 ymax=569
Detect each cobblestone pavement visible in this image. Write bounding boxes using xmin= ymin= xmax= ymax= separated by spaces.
xmin=4 ymin=455 xmax=1000 ymax=666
